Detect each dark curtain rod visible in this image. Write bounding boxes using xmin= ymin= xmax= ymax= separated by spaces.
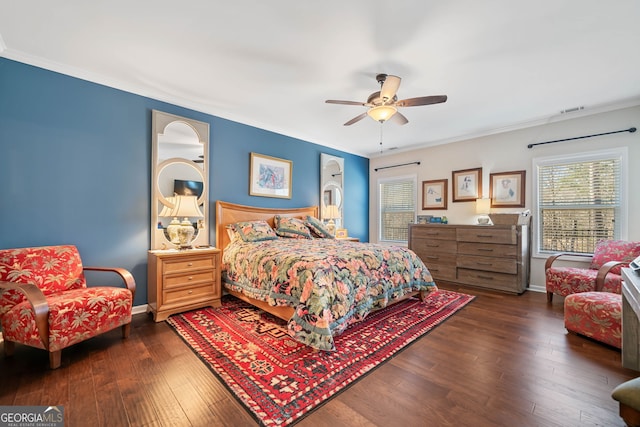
xmin=374 ymin=161 xmax=421 ymax=172
xmin=527 ymin=127 xmax=636 ymax=149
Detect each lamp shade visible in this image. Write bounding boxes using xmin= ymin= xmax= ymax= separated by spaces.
xmin=476 ymin=198 xmax=491 ymax=214
xmin=324 ymin=204 xmax=340 ymax=220
xmin=171 ymin=195 xmax=204 ymax=218
xmin=367 ymin=105 xmax=397 ymax=122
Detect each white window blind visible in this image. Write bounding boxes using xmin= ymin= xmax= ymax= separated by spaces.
xmin=536 ymin=151 xmax=623 ymax=254
xmin=379 ymin=176 xmax=416 ymax=242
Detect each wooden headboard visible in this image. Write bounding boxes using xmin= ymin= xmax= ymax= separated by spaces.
xmin=215 ymin=200 xmax=319 ymax=266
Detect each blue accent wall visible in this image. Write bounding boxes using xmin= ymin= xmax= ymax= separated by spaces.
xmin=0 ymin=58 xmax=369 ymax=305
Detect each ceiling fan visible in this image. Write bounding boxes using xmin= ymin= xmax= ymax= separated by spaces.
xmin=325 ymin=74 xmax=447 ymax=126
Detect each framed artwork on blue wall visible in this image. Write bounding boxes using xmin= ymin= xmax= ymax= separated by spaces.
xmin=249 ymin=152 xmax=293 ymax=198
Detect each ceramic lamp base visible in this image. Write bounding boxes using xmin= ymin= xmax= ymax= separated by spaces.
xmin=178 ymin=219 xmax=195 ymax=249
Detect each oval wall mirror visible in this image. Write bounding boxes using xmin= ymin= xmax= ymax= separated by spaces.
xmin=151 ymin=110 xmax=210 ymax=249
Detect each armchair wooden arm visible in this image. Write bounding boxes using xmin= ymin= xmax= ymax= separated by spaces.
xmin=0 ymin=281 xmax=50 ymax=350
xmin=83 ymin=266 xmax=136 ymax=301
xmin=595 ymin=261 xmax=626 ymax=292
xmin=545 ymin=253 xmax=592 ymax=271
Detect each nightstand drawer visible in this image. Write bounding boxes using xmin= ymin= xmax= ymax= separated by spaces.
xmin=163 ymin=284 xmax=215 ymax=305
xmin=164 ymin=270 xmax=216 ymax=289
xmin=163 ymin=256 xmax=216 ymax=273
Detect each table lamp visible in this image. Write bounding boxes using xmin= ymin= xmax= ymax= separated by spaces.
xmin=475 ymin=198 xmax=491 ymax=225
xmin=162 ymin=195 xmax=204 ymax=248
xmin=324 ymin=204 xmax=340 ymax=235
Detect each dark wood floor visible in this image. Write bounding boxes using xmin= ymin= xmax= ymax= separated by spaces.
xmin=0 ymin=284 xmax=636 ymax=427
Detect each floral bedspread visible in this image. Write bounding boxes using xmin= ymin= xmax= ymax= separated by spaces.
xmin=222 ymin=238 xmax=437 ymax=351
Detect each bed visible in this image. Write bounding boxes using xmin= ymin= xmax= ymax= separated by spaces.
xmin=215 ymin=200 xmax=437 ymax=351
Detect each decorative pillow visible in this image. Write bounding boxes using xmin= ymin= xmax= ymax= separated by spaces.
xmin=274 ymin=215 xmax=312 ymax=239
xmin=590 ymin=240 xmax=640 ymax=275
xmin=225 ymin=225 xmax=242 ymax=242
xmin=304 ymin=215 xmax=335 ymax=239
xmin=230 ymin=221 xmax=278 ymax=242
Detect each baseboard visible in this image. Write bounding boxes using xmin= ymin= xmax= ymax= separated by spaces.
xmin=528 ymin=284 xmax=545 ymax=293
xmin=132 ymin=304 xmax=148 ymax=315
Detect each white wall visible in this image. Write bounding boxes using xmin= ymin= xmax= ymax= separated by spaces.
xmin=369 ymin=105 xmax=640 ymax=290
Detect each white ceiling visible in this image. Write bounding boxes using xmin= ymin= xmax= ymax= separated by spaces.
xmin=1 ymin=0 xmax=639 ymax=158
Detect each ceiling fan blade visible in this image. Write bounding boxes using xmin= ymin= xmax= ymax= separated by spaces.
xmin=396 ymin=95 xmax=447 ymax=107
xmin=380 ymin=75 xmax=401 ymax=103
xmin=390 ymin=111 xmax=409 ymax=125
xmin=326 ymin=100 xmax=366 ymax=106
xmin=343 ymin=112 xmax=368 ymax=126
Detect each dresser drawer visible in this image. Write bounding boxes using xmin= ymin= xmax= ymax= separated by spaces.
xmin=410 ymin=227 xmax=456 ymax=240
xmin=163 ymin=284 xmax=215 ymax=306
xmin=164 ymin=270 xmax=216 ymax=289
xmin=457 ymin=242 xmax=517 ymax=258
xmin=424 ymin=264 xmax=457 ymax=281
xmin=163 ymin=256 xmax=216 ymax=274
xmin=457 ymin=228 xmax=516 ymax=244
xmin=419 ymin=252 xmax=456 ymax=266
xmin=457 ymin=268 xmax=518 ymax=292
xmin=457 ymin=255 xmax=517 ymax=274
xmin=411 ymin=239 xmax=457 ymax=254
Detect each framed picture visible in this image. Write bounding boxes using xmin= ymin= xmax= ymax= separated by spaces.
xmin=422 ymin=179 xmax=448 ymax=210
xmin=490 ymin=170 xmax=526 ymax=208
xmin=335 ymin=228 xmax=348 ymax=238
xmin=452 ymin=167 xmax=482 ymax=202
xmin=249 ymin=152 xmax=292 ymax=199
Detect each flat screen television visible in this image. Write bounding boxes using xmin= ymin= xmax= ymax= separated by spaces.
xmin=174 ymin=179 xmax=203 ymax=198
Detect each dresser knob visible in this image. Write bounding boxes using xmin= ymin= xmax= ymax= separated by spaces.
xmin=188 ymin=276 xmax=193 ymax=280
xmin=187 ymin=262 xmax=193 ymax=266
xmin=188 ymin=290 xmax=193 ymax=294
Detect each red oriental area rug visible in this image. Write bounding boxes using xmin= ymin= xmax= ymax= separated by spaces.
xmin=167 ymin=289 xmax=474 ymax=426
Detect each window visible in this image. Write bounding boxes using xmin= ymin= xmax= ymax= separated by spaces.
xmin=534 ymin=148 xmax=627 ymax=256
xmin=378 ymin=175 xmax=416 ymax=242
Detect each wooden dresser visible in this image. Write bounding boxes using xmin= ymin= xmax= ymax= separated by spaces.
xmin=409 ymin=224 xmax=530 ymax=294
xmin=147 ymin=248 xmax=221 ymax=321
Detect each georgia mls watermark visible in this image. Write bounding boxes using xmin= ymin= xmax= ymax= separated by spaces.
xmin=0 ymin=406 xmax=64 ymax=427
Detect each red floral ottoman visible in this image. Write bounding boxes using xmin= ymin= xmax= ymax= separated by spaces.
xmin=564 ymin=292 xmax=622 ymax=349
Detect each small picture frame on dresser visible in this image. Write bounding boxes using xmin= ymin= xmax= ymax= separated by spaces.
xmin=335 ymin=228 xmax=348 ymax=238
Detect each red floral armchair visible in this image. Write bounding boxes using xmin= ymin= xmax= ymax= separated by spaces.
xmin=545 ymin=239 xmax=640 ymax=303
xmin=0 ymin=245 xmax=136 ymax=368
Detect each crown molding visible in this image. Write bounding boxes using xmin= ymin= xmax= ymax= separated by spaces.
xmin=372 ymin=96 xmax=640 ymax=158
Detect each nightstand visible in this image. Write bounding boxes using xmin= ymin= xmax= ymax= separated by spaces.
xmin=147 ymin=247 xmax=221 ymax=321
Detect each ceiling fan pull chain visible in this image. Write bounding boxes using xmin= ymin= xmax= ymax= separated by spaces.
xmin=379 ymin=122 xmax=384 ymax=153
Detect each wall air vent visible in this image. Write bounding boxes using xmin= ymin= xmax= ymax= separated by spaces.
xmin=560 ymin=106 xmax=585 ymax=114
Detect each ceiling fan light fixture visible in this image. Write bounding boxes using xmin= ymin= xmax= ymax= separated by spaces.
xmin=367 ymin=105 xmax=397 ymax=122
